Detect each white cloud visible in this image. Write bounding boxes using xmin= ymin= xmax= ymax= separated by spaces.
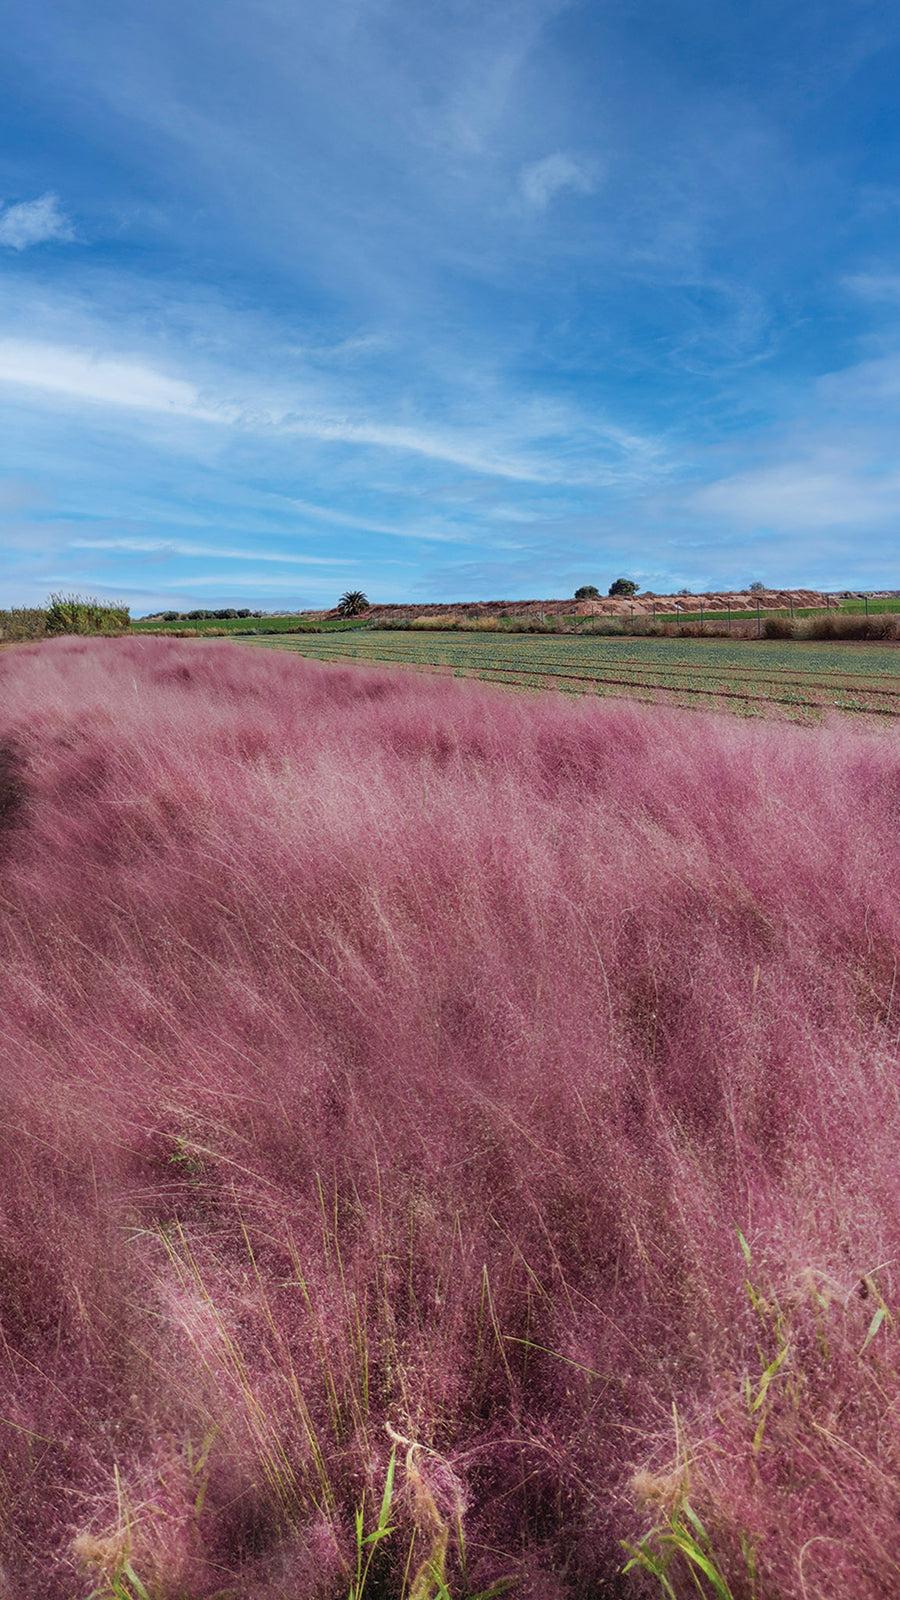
xmin=0 ymin=323 xmax=667 ymax=495
xmin=288 ymin=332 xmax=394 ymax=363
xmin=686 ymin=454 xmax=900 ymax=532
xmin=0 ymin=193 xmax=75 ymax=250
xmin=844 ymin=272 xmax=900 ymax=305
xmin=0 ymin=337 xmax=549 ymax=479
xmin=283 ymin=496 xmax=473 ymax=543
xmin=518 ymin=152 xmax=594 ymax=210
xmin=280 ymin=412 xmax=547 ymax=480
xmin=817 ymin=349 xmax=900 ymax=403
xmin=0 ymin=340 xmax=203 ymax=413
xmin=71 ymin=537 xmax=353 ymax=565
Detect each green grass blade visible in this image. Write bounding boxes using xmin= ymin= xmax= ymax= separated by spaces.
xmin=377 ymin=1448 xmax=396 ymax=1534
xmin=120 ymin=1564 xmax=152 ymax=1600
xmin=751 ymin=1341 xmax=788 ymax=1410
xmin=861 ymin=1304 xmax=886 ymax=1353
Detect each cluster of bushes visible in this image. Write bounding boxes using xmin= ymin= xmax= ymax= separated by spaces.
xmin=161 ymin=608 xmax=260 ymax=622
xmin=0 ymin=595 xmax=130 ymax=643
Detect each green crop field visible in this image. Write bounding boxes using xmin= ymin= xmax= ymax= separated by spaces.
xmin=834 ymin=596 xmax=900 ymax=614
xmin=245 ymin=629 xmax=900 ymax=720
xmin=132 ymin=613 xmax=370 ymax=635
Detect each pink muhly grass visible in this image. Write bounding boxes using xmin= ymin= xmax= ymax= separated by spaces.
xmin=0 ymin=635 xmax=899 ymax=1595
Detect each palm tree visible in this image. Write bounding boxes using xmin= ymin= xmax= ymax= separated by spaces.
xmin=336 ymin=590 xmax=369 ymax=617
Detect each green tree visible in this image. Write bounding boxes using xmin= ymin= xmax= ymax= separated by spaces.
xmin=575 ymin=585 xmax=600 ymax=599
xmin=336 ymin=591 xmax=369 ymax=616
xmin=608 ymin=578 xmax=637 ymax=597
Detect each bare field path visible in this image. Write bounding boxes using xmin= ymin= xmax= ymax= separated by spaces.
xmin=244 ymin=629 xmax=900 ymax=720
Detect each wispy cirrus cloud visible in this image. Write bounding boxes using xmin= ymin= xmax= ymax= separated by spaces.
xmin=844 ymin=272 xmax=900 ymax=304
xmin=0 ymin=340 xmax=202 ymax=413
xmin=0 ymin=193 xmax=74 ymax=250
xmin=282 ymin=496 xmax=482 ymax=544
xmin=3 ymin=0 xmax=900 ymax=611
xmin=686 ymin=455 xmax=900 ymax=532
xmin=0 ymin=332 xmax=665 ymax=489
xmin=518 ymin=153 xmax=595 ymax=210
xmin=70 ymin=536 xmax=354 ymax=565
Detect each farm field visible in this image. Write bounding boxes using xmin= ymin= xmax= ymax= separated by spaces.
xmin=251 ymin=628 xmax=900 ymax=720
xmin=130 ymin=597 xmax=900 ymax=640
xmin=132 ymin=613 xmax=370 ymax=636
xmin=2 ymin=635 xmax=900 ymax=1599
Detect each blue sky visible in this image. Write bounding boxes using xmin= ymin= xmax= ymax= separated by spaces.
xmin=2 ymin=0 xmax=900 ymax=612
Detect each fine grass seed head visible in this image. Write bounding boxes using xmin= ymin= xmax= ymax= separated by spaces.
xmin=0 ymin=636 xmax=899 ymax=1596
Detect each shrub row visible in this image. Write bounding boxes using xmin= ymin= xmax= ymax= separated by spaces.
xmin=764 ymin=613 xmax=900 ymax=641
xmin=169 ymin=609 xmax=260 ymax=621
xmin=379 ymin=616 xmax=752 ymax=638
xmin=378 ymin=614 xmax=900 ymax=643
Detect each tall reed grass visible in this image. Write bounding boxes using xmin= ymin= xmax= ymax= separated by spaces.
xmin=0 ymin=606 xmax=49 ymax=643
xmin=764 ymin=613 xmax=900 ymax=642
xmin=0 ymin=637 xmax=899 ymax=1597
xmin=44 ymin=593 xmax=130 ymax=635
xmin=0 ymin=595 xmax=129 ymax=644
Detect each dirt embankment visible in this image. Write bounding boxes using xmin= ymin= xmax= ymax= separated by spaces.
xmin=319 ymin=590 xmax=837 ymax=622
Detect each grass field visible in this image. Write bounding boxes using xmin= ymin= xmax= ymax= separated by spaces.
xmin=5 ymin=636 xmax=900 ymax=1598
xmin=833 ymin=596 xmax=900 ymax=613
xmin=248 ymin=629 xmax=900 ymax=720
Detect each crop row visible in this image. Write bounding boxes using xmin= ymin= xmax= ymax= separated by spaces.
xmin=252 ymin=631 xmax=900 ymax=720
xmin=255 ymin=629 xmax=900 ymax=677
xmin=293 ymin=647 xmax=900 ymax=697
